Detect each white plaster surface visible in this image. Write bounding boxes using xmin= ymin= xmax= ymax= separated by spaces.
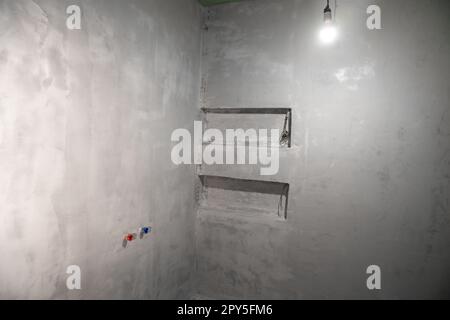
xmin=0 ymin=0 xmax=201 ymax=299
xmin=196 ymin=0 xmax=450 ymax=299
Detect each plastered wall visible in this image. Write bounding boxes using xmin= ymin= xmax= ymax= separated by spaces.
xmin=196 ymin=0 xmax=450 ymax=299
xmin=0 ymin=0 xmax=448 ymax=300
xmin=0 ymin=0 xmax=201 ymax=299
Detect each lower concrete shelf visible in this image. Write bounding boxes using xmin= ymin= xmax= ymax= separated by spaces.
xmin=197 ymin=175 xmax=289 ymax=220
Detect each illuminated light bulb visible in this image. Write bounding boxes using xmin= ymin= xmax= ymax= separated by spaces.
xmin=319 ymin=25 xmax=338 ymax=45
xmin=319 ymin=0 xmax=338 ymax=45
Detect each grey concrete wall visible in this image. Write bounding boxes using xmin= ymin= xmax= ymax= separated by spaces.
xmin=0 ymin=0 xmax=201 ymax=299
xmin=196 ymin=0 xmax=450 ymax=299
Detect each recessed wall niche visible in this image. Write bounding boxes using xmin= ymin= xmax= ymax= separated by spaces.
xmin=197 ymin=175 xmax=289 ymax=220
xmin=201 ymin=108 xmax=292 ymax=148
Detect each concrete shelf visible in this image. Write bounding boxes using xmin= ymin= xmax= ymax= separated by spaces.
xmin=197 ymin=175 xmax=289 ymax=220
xmin=201 ymin=107 xmax=291 ymax=114
xmin=200 ymin=107 xmax=292 ymax=148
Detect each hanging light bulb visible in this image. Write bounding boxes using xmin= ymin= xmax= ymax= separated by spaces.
xmin=319 ymin=25 xmax=337 ymax=45
xmin=319 ymin=0 xmax=338 ymax=45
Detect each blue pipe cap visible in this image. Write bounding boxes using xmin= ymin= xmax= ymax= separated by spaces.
xmin=141 ymin=227 xmax=151 ymax=234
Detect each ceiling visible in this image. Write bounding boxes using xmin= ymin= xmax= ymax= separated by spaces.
xmin=198 ymin=0 xmax=243 ymax=7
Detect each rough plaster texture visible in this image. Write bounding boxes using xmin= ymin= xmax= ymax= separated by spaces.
xmin=0 ymin=0 xmax=449 ymax=300
xmin=0 ymin=0 xmax=201 ymax=299
xmin=196 ymin=0 xmax=450 ymax=299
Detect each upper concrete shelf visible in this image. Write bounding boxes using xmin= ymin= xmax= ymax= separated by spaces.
xmin=201 ymin=107 xmax=292 ymax=148
xmin=201 ymin=107 xmax=291 ymax=114
xmin=198 ymin=0 xmax=243 ymax=7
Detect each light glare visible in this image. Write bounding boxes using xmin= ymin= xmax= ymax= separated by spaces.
xmin=319 ymin=25 xmax=338 ymax=45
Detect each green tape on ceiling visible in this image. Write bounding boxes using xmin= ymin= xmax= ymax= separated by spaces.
xmin=198 ymin=0 xmax=243 ymax=7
